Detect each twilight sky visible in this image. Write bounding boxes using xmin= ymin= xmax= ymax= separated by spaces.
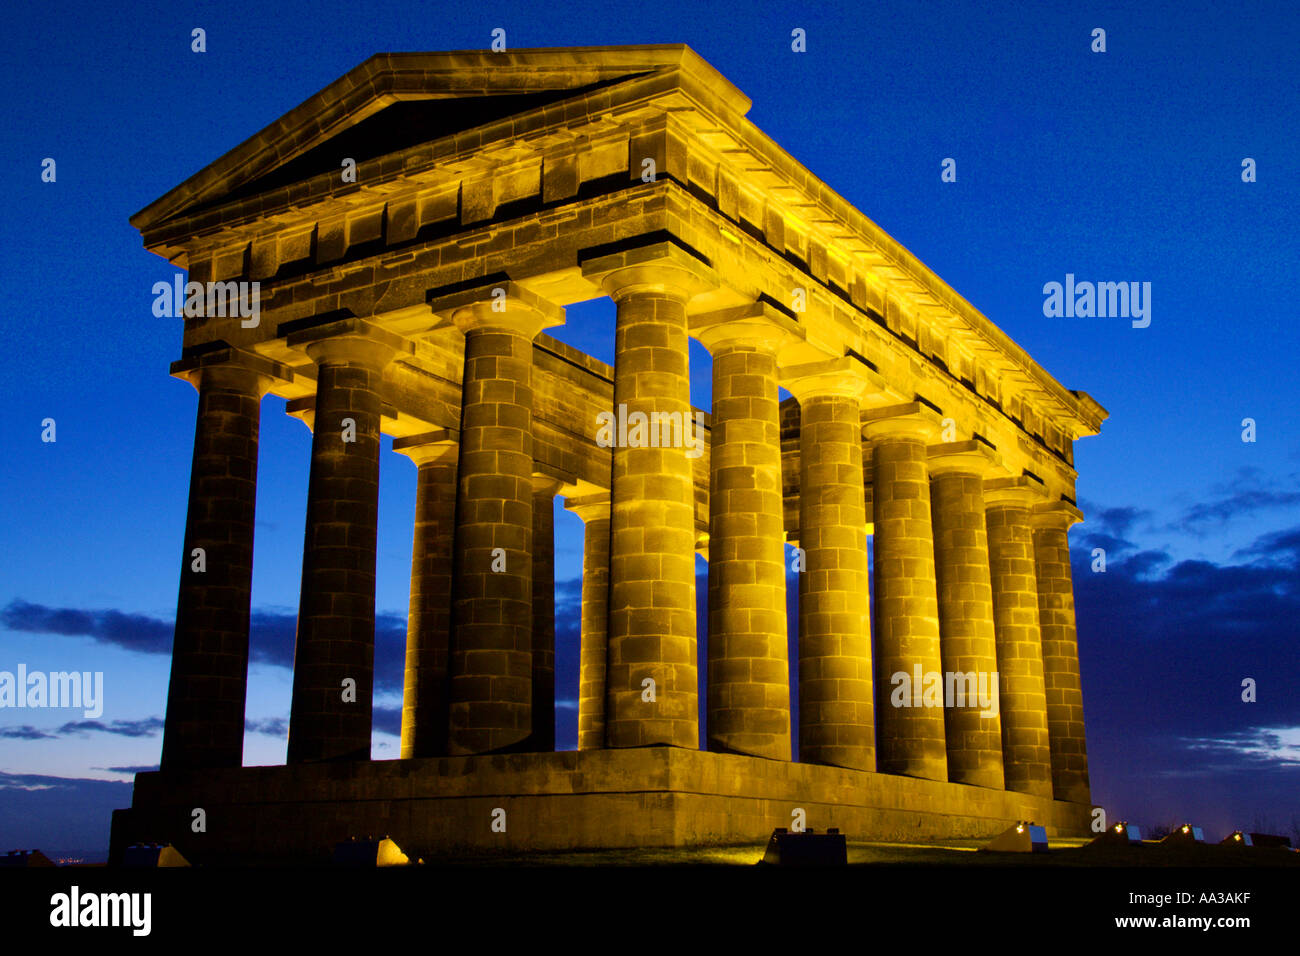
xmin=1 ymin=0 xmax=1297 ymax=858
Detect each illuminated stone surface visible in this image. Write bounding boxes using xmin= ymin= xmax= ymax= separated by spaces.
xmin=287 ymin=325 xmax=400 ymax=764
xmin=1033 ymin=502 xmax=1092 ymax=804
xmin=111 ymin=749 xmax=1091 ymax=864
xmin=584 ymin=244 xmax=715 ymax=750
xmin=393 ymin=433 xmax=457 ymax=759
xmin=161 ymin=352 xmax=281 ymax=772
xmin=928 ymin=442 xmax=1004 ymax=790
xmin=784 ymin=359 xmax=876 ymax=772
xmin=529 ymin=474 xmax=564 ymax=752
xmin=696 ymin=306 xmax=800 ymax=761
xmin=123 ymin=45 xmax=1105 ymax=857
xmin=985 ymin=477 xmax=1054 ymax=797
xmin=567 ymin=494 xmax=611 ymax=751
xmin=432 ymin=284 xmax=563 ymax=755
xmin=864 ymin=404 xmax=948 ymax=782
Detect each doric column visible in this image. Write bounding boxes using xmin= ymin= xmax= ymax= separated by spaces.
xmin=928 ymin=442 xmax=1004 ymax=790
xmin=1032 ymin=500 xmax=1091 ymax=804
xmin=694 ymin=304 xmax=802 ymax=761
xmin=393 ymin=431 xmax=458 ymax=760
xmin=984 ymin=477 xmax=1053 ymax=797
xmin=529 ymin=474 xmax=564 ymax=752
xmin=162 ymin=349 xmax=281 ymax=771
xmin=582 ymin=242 xmax=715 ymax=749
xmin=431 ymin=281 xmax=564 ymax=756
xmin=286 ymin=321 xmax=401 ymax=764
xmin=863 ymin=402 xmax=947 ymax=781
xmin=783 ymin=356 xmax=878 ymax=771
xmin=566 ymin=493 xmax=611 ymax=751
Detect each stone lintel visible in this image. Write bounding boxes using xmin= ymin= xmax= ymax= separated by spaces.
xmin=927 ymin=440 xmax=1001 ymax=478
xmin=780 ymin=355 xmax=882 ymax=402
xmin=690 ymin=300 xmax=805 ymax=357
xmin=1031 ymin=499 xmax=1085 ymax=530
xmin=428 ymin=279 xmax=565 ymax=337
xmin=580 ymin=240 xmax=717 ymax=302
xmin=984 ymin=475 xmax=1050 ymax=509
xmin=861 ymin=401 xmax=945 ymax=442
xmin=169 ymin=345 xmax=292 ymax=396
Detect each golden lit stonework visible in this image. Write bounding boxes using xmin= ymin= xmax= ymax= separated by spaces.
xmin=114 ymin=45 xmax=1105 ymax=863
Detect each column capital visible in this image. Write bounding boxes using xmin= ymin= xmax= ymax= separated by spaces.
xmin=288 ymin=317 xmax=407 ymax=369
xmin=580 ymin=240 xmax=717 ymax=303
xmin=1031 ymin=499 xmax=1085 ymax=530
xmin=564 ymin=492 xmax=611 ymax=525
xmin=531 ymin=472 xmax=566 ymax=497
xmin=927 ymin=440 xmax=1001 ymax=477
xmin=984 ymin=475 xmax=1050 ymax=509
xmin=695 ymin=531 xmax=710 ymax=562
xmin=428 ymin=279 xmax=565 ymax=338
xmin=170 ymin=345 xmax=292 ymax=397
xmin=393 ymin=429 xmax=458 ymax=467
xmin=781 ymin=355 xmax=883 ymax=402
xmin=690 ymin=301 xmax=804 ymax=357
xmin=862 ymin=401 xmax=945 ymax=442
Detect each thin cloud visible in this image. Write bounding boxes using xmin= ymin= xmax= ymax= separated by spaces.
xmin=56 ymin=717 xmax=165 ymax=738
xmin=1177 ymin=726 xmax=1300 ymax=769
xmin=1076 ymin=500 xmax=1155 ymax=539
xmin=2 ymin=720 xmax=166 ymax=741
xmin=1233 ymin=527 xmax=1300 ymax=567
xmin=97 ymin=765 xmax=159 ymax=774
xmin=372 ymin=705 xmax=401 ymax=737
xmin=0 ymin=725 xmax=56 ymax=740
xmin=1074 ymin=519 xmax=1300 ymax=741
xmin=0 ymin=601 xmax=409 ymax=694
xmin=0 ymin=601 xmax=171 ymax=654
xmin=245 ymin=717 xmax=288 ymax=738
xmin=1172 ymin=467 xmax=1300 ymax=529
xmin=1182 ymin=490 xmax=1300 ymax=526
xmin=555 ymin=576 xmax=583 ymax=610
xmin=247 ymin=609 xmax=407 ymax=691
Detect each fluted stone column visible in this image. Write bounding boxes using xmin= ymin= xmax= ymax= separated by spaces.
xmin=162 ymin=352 xmax=278 ymax=771
xmin=529 ymin=474 xmax=563 ymax=751
xmin=287 ymin=324 xmax=400 ymax=763
xmin=695 ymin=305 xmax=801 ymax=761
xmin=984 ymin=477 xmax=1053 ymax=797
xmin=393 ymin=432 xmax=458 ymax=760
xmin=582 ymin=242 xmax=715 ymax=749
xmin=863 ymin=402 xmax=947 ymax=780
xmin=1032 ymin=501 xmax=1091 ymax=804
xmin=784 ymin=357 xmax=877 ymax=771
xmin=432 ymin=282 xmax=563 ymax=755
xmin=928 ymin=442 xmax=1004 ymax=790
xmin=567 ymin=493 xmax=611 ymax=751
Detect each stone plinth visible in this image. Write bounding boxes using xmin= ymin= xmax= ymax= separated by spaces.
xmin=110 ymin=749 xmax=1091 ymax=865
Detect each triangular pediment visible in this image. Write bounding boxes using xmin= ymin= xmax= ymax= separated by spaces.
xmin=131 ymin=45 xmax=748 ymax=232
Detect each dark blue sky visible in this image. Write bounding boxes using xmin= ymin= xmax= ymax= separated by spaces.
xmin=2 ymin=0 xmax=1297 ymax=857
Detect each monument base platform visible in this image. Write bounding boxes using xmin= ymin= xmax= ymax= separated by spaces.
xmin=110 ymin=748 xmax=1091 ymax=865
